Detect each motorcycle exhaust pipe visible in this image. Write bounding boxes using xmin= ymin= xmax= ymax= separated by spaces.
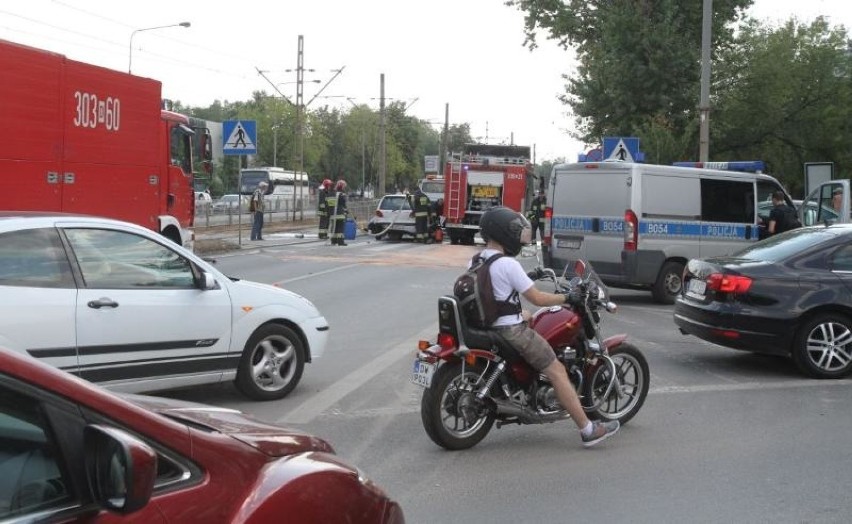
xmin=492 ymin=399 xmax=569 ymax=425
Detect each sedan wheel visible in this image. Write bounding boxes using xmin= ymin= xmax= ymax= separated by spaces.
xmin=793 ymin=314 xmax=852 ymax=379
xmin=236 ymin=324 xmax=305 ymax=400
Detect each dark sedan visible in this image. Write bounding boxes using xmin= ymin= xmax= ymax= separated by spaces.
xmin=674 ymin=224 xmax=852 ymax=379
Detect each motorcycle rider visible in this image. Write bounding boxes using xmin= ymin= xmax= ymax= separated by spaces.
xmin=477 ymin=206 xmax=620 ymax=447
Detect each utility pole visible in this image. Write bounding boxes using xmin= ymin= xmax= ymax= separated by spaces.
xmin=379 ymin=73 xmax=386 ymax=198
xmin=698 ymin=0 xmax=712 ymax=162
xmin=293 ymin=35 xmax=304 ymax=221
xmin=439 ymin=103 xmax=449 ymax=178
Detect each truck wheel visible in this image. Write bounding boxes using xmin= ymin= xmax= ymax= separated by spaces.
xmin=651 ymin=261 xmax=684 ymax=305
xmin=449 ymin=232 xmax=460 ymax=245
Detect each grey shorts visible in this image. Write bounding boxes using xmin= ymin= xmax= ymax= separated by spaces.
xmin=492 ymin=322 xmax=556 ymax=371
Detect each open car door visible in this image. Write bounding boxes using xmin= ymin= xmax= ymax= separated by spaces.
xmin=800 ymin=179 xmax=850 ymax=226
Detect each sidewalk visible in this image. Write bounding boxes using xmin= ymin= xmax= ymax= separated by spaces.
xmin=195 ymin=218 xmax=321 ymax=255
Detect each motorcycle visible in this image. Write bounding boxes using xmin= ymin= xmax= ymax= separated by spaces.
xmin=412 ymin=252 xmax=650 ymax=450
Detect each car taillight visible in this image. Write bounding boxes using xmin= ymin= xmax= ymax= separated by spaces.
xmin=437 ymin=333 xmax=457 ymax=350
xmin=706 ymin=273 xmax=752 ymax=294
xmin=376 ymin=210 xmax=384 ymax=217
xmin=624 ymin=209 xmax=638 ymax=252
xmin=543 ymin=206 xmax=553 ymax=246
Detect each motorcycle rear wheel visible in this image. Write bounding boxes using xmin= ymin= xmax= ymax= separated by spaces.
xmin=583 ymin=342 xmax=649 ymax=425
xmin=421 ymin=361 xmax=495 ymax=450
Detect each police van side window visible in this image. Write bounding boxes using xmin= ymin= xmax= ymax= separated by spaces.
xmin=700 ymin=179 xmax=754 ymax=223
xmin=642 ymin=175 xmax=700 ymax=218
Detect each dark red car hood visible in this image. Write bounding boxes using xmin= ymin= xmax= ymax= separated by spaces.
xmin=122 ymin=394 xmax=334 ymax=457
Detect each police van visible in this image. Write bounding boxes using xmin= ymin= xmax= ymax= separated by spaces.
xmin=544 ymin=161 xmax=799 ymax=304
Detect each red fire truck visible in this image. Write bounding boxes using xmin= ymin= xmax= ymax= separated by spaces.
xmin=442 ymin=143 xmax=534 ymax=245
xmin=0 ymin=39 xmax=202 ymax=247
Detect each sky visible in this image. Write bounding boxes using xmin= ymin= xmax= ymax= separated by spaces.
xmin=2 ymin=0 xmax=851 ymax=164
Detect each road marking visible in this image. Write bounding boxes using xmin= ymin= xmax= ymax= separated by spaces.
xmin=650 ymin=378 xmax=852 ymax=394
xmin=279 ymin=324 xmax=438 ymax=424
xmin=273 ymin=263 xmax=360 ymax=285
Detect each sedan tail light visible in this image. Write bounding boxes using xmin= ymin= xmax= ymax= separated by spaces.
xmin=375 ymin=210 xmax=384 ymax=217
xmin=706 ymin=273 xmax=753 ymax=294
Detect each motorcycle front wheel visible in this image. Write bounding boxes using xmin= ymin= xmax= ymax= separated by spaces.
xmin=421 ymin=361 xmax=495 ymax=450
xmin=583 ymin=342 xmax=649 ymax=425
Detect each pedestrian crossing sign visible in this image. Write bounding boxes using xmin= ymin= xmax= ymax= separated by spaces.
xmin=223 ymin=120 xmax=257 ymax=155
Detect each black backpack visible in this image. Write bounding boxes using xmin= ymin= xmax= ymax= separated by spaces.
xmin=453 ymin=253 xmax=520 ymax=328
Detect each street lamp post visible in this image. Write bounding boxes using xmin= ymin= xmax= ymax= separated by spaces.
xmin=128 ymin=22 xmax=191 ymax=74
xmin=271 ymin=124 xmax=280 ymax=167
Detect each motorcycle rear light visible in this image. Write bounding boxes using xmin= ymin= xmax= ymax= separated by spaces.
xmin=624 ymin=209 xmax=638 ymax=252
xmin=417 ymin=340 xmax=431 ymax=351
xmin=437 ymin=333 xmax=457 ymax=351
xmin=706 ymin=273 xmax=752 ymax=294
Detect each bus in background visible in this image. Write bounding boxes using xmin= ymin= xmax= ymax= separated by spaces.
xmin=240 ymin=167 xmax=309 ymax=210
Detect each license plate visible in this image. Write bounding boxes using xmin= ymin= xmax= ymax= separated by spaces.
xmin=412 ymin=360 xmax=436 ymax=388
xmin=686 ymin=278 xmax=706 ymax=298
xmin=557 ymin=238 xmax=581 ymax=249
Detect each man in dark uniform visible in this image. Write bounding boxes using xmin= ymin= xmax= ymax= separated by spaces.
xmin=317 ymin=178 xmax=332 ymax=239
xmin=411 ymin=186 xmax=431 ymax=244
xmin=329 ymin=179 xmax=348 ymax=246
xmin=527 ymin=191 xmax=546 ymax=241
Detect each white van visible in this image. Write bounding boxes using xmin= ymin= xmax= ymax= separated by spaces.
xmin=544 ymin=162 xmax=795 ymax=304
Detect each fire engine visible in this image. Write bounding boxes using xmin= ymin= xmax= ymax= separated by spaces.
xmin=442 ymin=143 xmax=533 ymax=245
xmin=0 ymin=39 xmax=206 ymax=247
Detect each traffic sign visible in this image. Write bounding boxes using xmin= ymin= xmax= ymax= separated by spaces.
xmin=603 ymin=137 xmax=639 ymax=163
xmin=223 ymin=120 xmax=257 ymax=155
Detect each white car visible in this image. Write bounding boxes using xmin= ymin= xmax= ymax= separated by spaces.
xmin=0 ymin=213 xmax=328 ymax=400
xmin=367 ymin=194 xmax=416 ymax=241
xmin=212 ymin=194 xmax=248 ymax=213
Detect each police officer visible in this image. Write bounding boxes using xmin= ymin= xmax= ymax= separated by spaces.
xmin=329 ymin=179 xmax=349 ymax=246
xmin=411 ymin=186 xmax=431 ymax=244
xmin=527 ymin=191 xmax=546 ymax=241
xmin=317 ymin=178 xmax=332 ymax=239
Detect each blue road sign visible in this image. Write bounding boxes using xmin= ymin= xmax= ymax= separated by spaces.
xmin=603 ymin=137 xmax=640 ymax=162
xmin=223 ymin=120 xmax=257 ymax=156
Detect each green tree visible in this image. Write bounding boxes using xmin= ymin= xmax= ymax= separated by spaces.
xmin=711 ymin=17 xmax=852 ymax=195
xmin=509 ymin=0 xmax=752 ymax=159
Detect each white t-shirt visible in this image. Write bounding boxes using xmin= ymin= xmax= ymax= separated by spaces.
xmin=472 ymin=248 xmax=534 ymax=327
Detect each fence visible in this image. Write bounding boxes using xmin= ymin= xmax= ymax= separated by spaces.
xmin=194 ymin=195 xmax=380 ymax=232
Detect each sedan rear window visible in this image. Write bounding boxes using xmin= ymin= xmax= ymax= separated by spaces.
xmin=379 ymin=196 xmax=411 ymax=211
xmin=734 ymin=228 xmax=838 ymax=262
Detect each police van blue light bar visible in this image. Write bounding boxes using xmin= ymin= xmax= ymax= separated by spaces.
xmin=673 ymin=161 xmax=766 ymax=173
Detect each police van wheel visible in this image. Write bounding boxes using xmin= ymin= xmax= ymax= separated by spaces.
xmin=652 ymin=261 xmax=684 ymax=305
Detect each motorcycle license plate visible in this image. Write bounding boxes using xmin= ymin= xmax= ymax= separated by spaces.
xmin=412 ymin=360 xmax=436 ymax=388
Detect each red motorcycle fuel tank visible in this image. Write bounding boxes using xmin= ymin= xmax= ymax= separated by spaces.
xmin=529 ymin=305 xmax=582 ymax=349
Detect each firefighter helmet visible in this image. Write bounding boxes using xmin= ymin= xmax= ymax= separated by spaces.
xmin=322 ymin=178 xmax=333 ymax=189
xmin=335 ymin=180 xmax=347 ymax=192
xmin=479 ymin=206 xmax=532 ymax=257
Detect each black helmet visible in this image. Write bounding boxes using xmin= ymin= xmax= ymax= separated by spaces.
xmin=479 ymin=206 xmax=532 ymax=256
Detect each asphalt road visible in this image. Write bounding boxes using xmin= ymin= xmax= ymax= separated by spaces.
xmin=161 ymin=234 xmax=852 ymax=523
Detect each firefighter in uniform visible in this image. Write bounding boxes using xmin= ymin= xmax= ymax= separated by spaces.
xmin=317 ymin=178 xmax=332 ymax=239
xmin=329 ymin=179 xmax=349 ymax=246
xmin=527 ymin=191 xmax=546 ymax=241
xmin=411 ymin=186 xmax=431 ymax=243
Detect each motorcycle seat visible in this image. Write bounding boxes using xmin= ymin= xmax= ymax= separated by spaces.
xmin=438 ymin=295 xmax=523 ymax=362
